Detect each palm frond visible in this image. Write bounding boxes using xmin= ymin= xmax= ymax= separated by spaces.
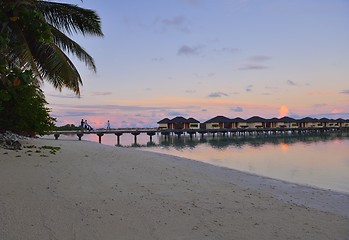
xmin=37 ymin=1 xmax=104 ymax=37
xmin=50 ymin=25 xmax=96 ymax=72
xmin=7 ymin=21 xmax=42 ymax=80
xmin=32 ymin=42 xmax=83 ymax=95
xmin=1 ymin=0 xmax=103 ymax=95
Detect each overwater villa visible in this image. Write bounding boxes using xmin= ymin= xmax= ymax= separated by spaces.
xmin=186 ymin=118 xmax=201 ymax=129
xmin=298 ymin=117 xmax=319 ymax=128
xmin=158 ymin=115 xmax=349 ymax=130
xmin=336 ymin=118 xmax=348 ymax=127
xmin=273 ymin=116 xmax=299 ymax=128
xmin=204 ymin=116 xmax=232 ymax=129
xmin=319 ymin=118 xmax=330 ymax=128
xmin=157 ymin=117 xmax=200 ymax=130
xmin=342 ymin=120 xmax=349 ymax=127
xmin=157 ymin=118 xmax=171 ymax=130
xmin=246 ymin=116 xmax=267 ymax=129
xmin=231 ymin=117 xmax=247 ymax=129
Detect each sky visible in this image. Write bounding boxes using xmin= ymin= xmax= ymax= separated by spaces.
xmin=43 ymin=0 xmax=349 ymax=128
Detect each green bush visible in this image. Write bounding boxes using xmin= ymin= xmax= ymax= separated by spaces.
xmin=0 ymin=69 xmax=56 ymax=135
xmin=53 ymin=124 xmax=81 ymax=131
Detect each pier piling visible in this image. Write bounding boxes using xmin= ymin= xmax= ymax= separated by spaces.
xmin=131 ymin=132 xmax=140 ymax=144
xmin=97 ymin=132 xmax=104 ymax=143
xmin=54 ymin=133 xmax=60 ymax=140
xmin=147 ymin=132 xmax=156 ymax=142
xmin=115 ymin=132 xmax=123 ymax=145
xmin=77 ymin=133 xmax=84 ymax=141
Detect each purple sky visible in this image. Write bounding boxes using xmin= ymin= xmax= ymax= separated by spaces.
xmin=43 ymin=0 xmax=349 ymax=128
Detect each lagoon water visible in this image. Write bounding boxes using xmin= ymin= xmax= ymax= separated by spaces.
xmin=46 ymin=132 xmax=349 ymax=193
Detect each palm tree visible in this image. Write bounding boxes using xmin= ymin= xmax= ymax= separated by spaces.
xmin=0 ymin=0 xmax=103 ymax=95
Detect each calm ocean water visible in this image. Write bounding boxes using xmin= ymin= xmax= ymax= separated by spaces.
xmin=44 ymin=132 xmax=349 ymax=193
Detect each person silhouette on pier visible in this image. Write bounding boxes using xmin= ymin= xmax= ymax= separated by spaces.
xmin=107 ymin=120 xmax=111 ymax=130
xmin=83 ymin=120 xmax=93 ymax=131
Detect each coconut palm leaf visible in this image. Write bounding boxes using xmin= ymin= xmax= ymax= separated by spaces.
xmin=37 ymin=1 xmax=104 ymax=37
xmin=50 ymin=25 xmax=96 ymax=72
xmin=1 ymin=0 xmax=103 ymax=94
xmin=7 ymin=21 xmax=42 ymax=79
xmin=31 ymin=42 xmax=83 ymax=94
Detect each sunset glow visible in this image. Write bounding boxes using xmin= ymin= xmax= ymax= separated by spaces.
xmin=43 ymin=0 xmax=349 ymax=128
xmin=280 ymin=143 xmax=289 ymax=152
xmin=278 ymin=105 xmax=289 ymax=118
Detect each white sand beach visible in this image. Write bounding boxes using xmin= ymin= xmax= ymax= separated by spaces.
xmin=0 ymin=138 xmax=348 ymax=240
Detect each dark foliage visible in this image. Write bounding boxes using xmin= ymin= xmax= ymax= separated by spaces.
xmin=0 ymin=69 xmax=56 ymax=136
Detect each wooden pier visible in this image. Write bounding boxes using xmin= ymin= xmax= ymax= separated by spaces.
xmin=49 ymin=126 xmax=349 ymax=145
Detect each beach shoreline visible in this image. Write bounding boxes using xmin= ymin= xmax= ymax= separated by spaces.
xmin=1 ymin=138 xmax=348 ymax=239
xmin=138 ymin=148 xmax=349 ymax=218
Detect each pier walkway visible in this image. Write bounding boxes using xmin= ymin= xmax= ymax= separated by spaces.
xmin=49 ymin=126 xmax=349 ymax=145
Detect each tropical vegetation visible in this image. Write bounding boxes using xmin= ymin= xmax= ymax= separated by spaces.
xmin=52 ymin=123 xmax=81 ymax=131
xmin=0 ymin=0 xmax=103 ymax=135
xmin=0 ymin=68 xmax=56 ymax=135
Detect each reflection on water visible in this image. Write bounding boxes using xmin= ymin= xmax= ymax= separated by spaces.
xmin=44 ymin=132 xmax=349 ymax=193
xmin=155 ymin=133 xmax=348 ymax=150
xmin=145 ymin=133 xmax=349 ymax=193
